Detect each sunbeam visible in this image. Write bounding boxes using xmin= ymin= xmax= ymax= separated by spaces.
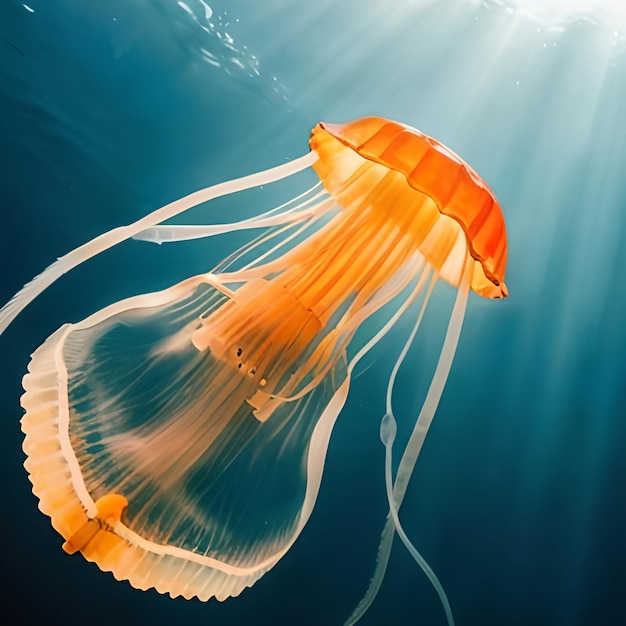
xmin=479 ymin=0 xmax=626 ymax=32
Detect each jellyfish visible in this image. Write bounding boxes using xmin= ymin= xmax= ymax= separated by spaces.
xmin=0 ymin=116 xmax=507 ymax=621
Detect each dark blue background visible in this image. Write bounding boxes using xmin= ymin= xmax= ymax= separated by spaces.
xmin=1 ymin=1 xmax=625 ymax=624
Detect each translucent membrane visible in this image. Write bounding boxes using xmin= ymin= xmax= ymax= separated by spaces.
xmin=22 ymin=275 xmax=351 ymax=599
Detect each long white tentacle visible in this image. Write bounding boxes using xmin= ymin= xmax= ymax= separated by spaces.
xmin=345 ymin=258 xmax=471 ymax=626
xmin=134 ymin=182 xmax=326 ymax=244
xmin=0 ymin=152 xmax=317 ymax=335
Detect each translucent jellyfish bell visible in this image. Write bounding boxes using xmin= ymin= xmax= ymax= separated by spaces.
xmin=1 ymin=117 xmax=508 ymax=618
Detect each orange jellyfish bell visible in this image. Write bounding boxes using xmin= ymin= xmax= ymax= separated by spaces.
xmin=0 ymin=116 xmax=507 ymax=623
xmin=310 ymin=116 xmax=507 ymax=299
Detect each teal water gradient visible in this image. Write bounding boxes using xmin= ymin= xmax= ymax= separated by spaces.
xmin=1 ymin=1 xmax=625 ymax=625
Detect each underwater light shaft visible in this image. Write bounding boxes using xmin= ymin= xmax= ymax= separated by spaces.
xmin=485 ymin=0 xmax=626 ymax=29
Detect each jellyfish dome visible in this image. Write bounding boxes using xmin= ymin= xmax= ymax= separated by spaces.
xmin=1 ymin=116 xmax=507 ymax=620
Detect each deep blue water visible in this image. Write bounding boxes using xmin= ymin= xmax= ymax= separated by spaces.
xmin=1 ymin=1 xmax=625 ymax=625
